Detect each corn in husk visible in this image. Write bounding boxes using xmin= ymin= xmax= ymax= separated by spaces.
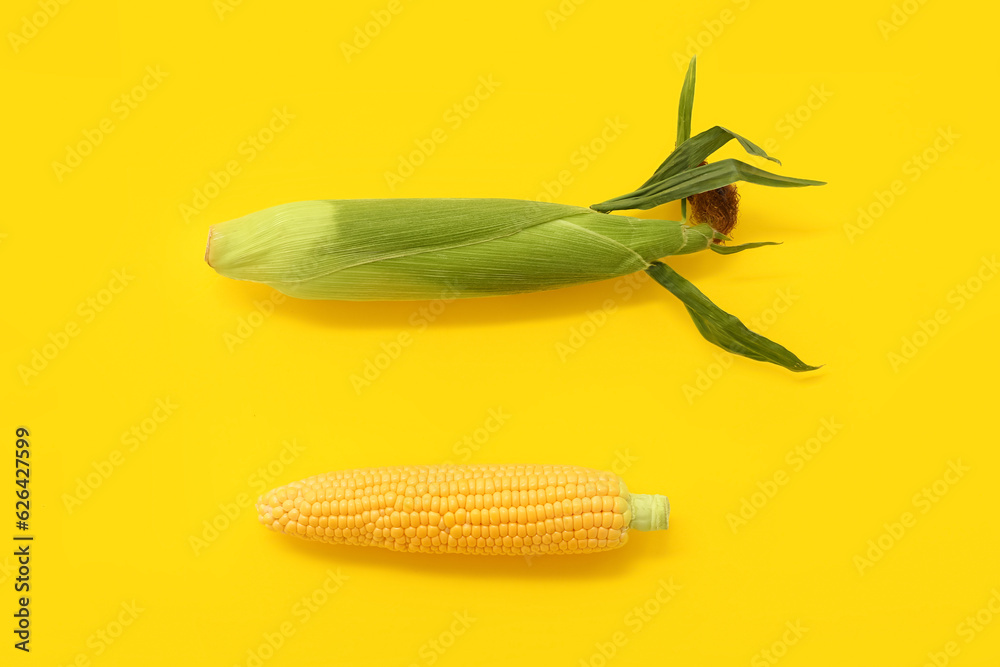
xmin=206 ymin=57 xmax=824 ymax=371
xmin=207 ymin=199 xmax=720 ymax=300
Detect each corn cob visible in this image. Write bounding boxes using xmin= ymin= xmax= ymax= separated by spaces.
xmin=206 ymin=58 xmax=824 ymax=372
xmin=256 ymin=464 xmax=669 ymax=556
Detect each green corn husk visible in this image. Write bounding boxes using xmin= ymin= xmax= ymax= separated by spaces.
xmin=207 ymin=199 xmax=718 ymax=300
xmin=206 ymin=57 xmax=824 ymax=372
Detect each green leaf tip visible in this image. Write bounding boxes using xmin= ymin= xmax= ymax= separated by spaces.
xmin=676 ymin=56 xmax=697 ymax=147
xmin=645 ymin=261 xmax=819 ymax=372
xmin=710 ymin=241 xmax=782 ymax=255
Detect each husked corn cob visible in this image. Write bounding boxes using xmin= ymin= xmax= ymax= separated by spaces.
xmin=256 ymin=464 xmax=669 ymax=556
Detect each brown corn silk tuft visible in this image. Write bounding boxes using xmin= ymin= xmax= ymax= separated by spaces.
xmin=688 ymin=162 xmax=740 ymax=237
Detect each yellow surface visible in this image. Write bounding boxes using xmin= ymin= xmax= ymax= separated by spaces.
xmin=2 ymin=1 xmax=998 ymax=665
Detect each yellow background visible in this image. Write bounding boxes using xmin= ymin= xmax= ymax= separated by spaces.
xmin=3 ymin=0 xmax=999 ymax=665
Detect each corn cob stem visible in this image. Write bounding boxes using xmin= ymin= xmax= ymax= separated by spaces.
xmin=629 ymin=493 xmax=670 ymax=531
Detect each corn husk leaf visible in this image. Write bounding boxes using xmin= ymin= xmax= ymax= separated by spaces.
xmin=676 ymin=56 xmax=697 ymax=147
xmin=644 ymin=126 xmax=781 ymax=192
xmin=709 ymin=241 xmax=782 ymax=255
xmin=591 ymin=159 xmax=825 ymax=212
xmin=646 ymin=261 xmax=818 ymax=372
xmin=595 ymin=55 xmax=817 ymax=216
xmin=676 ymin=57 xmax=696 ymax=221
